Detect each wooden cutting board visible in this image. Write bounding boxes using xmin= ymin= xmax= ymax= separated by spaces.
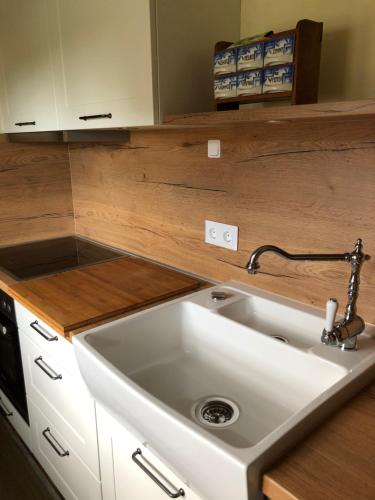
xmin=9 ymin=256 xmax=200 ymax=338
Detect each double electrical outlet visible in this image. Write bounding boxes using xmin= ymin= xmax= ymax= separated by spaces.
xmin=205 ymin=220 xmax=238 ymax=251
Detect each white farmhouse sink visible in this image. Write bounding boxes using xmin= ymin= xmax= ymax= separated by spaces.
xmin=73 ymin=282 xmax=375 ymax=500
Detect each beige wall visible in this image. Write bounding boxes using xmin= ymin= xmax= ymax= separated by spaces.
xmin=241 ymin=0 xmax=375 ymax=101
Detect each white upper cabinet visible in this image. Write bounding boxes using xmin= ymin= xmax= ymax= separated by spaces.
xmin=0 ymin=0 xmax=58 ymax=132
xmin=0 ymin=0 xmax=240 ymax=132
xmin=51 ymin=0 xmax=157 ymax=129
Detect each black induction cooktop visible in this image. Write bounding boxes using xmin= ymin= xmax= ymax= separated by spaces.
xmin=0 ymin=236 xmax=124 ymax=280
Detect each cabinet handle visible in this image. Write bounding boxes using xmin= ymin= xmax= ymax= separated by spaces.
xmin=34 ymin=356 xmax=62 ymax=380
xmin=30 ymin=320 xmax=58 ymax=341
xmin=42 ymin=427 xmax=69 ymax=457
xmin=131 ymin=448 xmax=185 ymax=498
xmin=15 ymin=121 xmax=36 ymax=126
xmin=0 ymin=396 xmax=13 ymax=417
xmin=79 ymin=113 xmax=112 ymax=121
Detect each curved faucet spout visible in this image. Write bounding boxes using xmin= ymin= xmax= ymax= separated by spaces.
xmin=246 ymin=244 xmax=350 ymax=274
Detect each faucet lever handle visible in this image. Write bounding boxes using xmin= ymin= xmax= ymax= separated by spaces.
xmin=326 ymin=298 xmax=338 ymax=332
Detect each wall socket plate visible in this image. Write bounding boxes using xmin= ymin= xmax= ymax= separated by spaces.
xmin=207 ymin=140 xmax=221 ymax=158
xmin=205 ymin=220 xmax=238 ymax=250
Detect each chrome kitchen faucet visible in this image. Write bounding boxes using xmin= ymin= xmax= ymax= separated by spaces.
xmin=246 ymin=239 xmax=369 ymax=350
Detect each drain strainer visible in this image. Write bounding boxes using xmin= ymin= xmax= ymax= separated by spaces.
xmin=192 ymin=396 xmax=239 ymax=428
xmin=271 ymin=335 xmax=289 ymax=344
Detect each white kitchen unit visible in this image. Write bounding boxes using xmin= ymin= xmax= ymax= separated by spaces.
xmin=0 ymin=0 xmax=240 ymax=132
xmin=0 ymin=0 xmax=59 ymax=133
xmin=16 ymin=301 xmax=101 ymax=500
xmin=97 ymin=404 xmax=203 ymax=500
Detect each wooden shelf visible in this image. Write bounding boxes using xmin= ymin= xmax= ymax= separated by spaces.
xmin=4 ymin=99 xmax=375 ymax=140
xmin=164 ymin=98 xmax=375 ymax=128
xmin=214 ymin=19 xmax=323 ymax=110
xmin=215 ymin=91 xmax=292 ymax=105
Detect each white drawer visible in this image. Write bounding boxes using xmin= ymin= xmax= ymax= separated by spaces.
xmin=29 ymin=399 xmax=101 ymax=500
xmin=0 ymin=387 xmax=32 ymax=450
xmin=97 ymin=405 xmax=203 ymax=500
xmin=15 ymin=301 xmax=76 ymax=371
xmin=21 ymin=334 xmax=100 ymax=478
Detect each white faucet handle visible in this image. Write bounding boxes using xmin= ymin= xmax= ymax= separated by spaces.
xmin=326 ymin=298 xmax=338 ymax=332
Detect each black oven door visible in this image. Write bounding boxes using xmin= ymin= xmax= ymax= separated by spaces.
xmin=0 ymin=313 xmax=29 ymax=424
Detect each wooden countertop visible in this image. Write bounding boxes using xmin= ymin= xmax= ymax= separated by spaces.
xmin=263 ymin=379 xmax=375 ymax=500
xmin=7 ymin=256 xmax=201 ymax=339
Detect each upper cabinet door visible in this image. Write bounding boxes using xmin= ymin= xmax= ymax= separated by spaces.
xmin=0 ymin=0 xmax=59 ymax=132
xmin=51 ymin=0 xmax=157 ymax=130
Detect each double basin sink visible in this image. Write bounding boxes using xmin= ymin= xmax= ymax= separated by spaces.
xmin=73 ymin=283 xmax=375 ymax=500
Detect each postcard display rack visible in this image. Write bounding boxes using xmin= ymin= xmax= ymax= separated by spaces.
xmin=214 ymin=19 xmax=323 ymax=110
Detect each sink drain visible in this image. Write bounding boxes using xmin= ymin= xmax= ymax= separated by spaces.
xmin=271 ymin=335 xmax=289 ymax=344
xmin=192 ymin=397 xmax=239 ymax=428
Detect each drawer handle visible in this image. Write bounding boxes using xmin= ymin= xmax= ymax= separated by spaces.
xmin=34 ymin=356 xmax=62 ymax=380
xmin=15 ymin=121 xmax=36 ymax=126
xmin=79 ymin=113 xmax=112 ymax=121
xmin=42 ymin=427 xmax=69 ymax=457
xmin=30 ymin=321 xmax=58 ymax=341
xmin=0 ymin=396 xmax=13 ymax=417
xmin=132 ymin=448 xmax=185 ymax=498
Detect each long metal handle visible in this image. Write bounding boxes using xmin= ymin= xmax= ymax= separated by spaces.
xmin=30 ymin=321 xmax=58 ymax=341
xmin=131 ymin=449 xmax=185 ymax=498
xmin=247 ymin=244 xmax=351 ymax=274
xmin=34 ymin=356 xmax=62 ymax=380
xmin=79 ymin=113 xmax=112 ymax=121
xmin=15 ymin=121 xmax=36 ymax=126
xmin=0 ymin=396 xmax=13 ymax=417
xmin=42 ymin=427 xmax=69 ymax=457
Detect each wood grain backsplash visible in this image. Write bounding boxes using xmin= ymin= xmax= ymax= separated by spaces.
xmin=69 ymin=117 xmax=375 ymax=323
xmin=0 ymin=136 xmax=74 ymax=245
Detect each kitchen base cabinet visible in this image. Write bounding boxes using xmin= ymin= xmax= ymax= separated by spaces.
xmin=21 ymin=333 xmax=100 ymax=477
xmin=16 ymin=301 xmax=101 ymax=499
xmin=13 ymin=299 xmax=207 ymax=499
xmin=0 ymin=387 xmax=31 ymax=450
xmin=97 ymin=404 xmax=204 ymax=500
xmin=28 ymin=399 xmax=101 ymax=500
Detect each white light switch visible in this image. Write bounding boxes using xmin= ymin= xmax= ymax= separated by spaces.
xmin=205 ymin=220 xmax=238 ymax=250
xmin=208 ymin=140 xmax=221 ymax=158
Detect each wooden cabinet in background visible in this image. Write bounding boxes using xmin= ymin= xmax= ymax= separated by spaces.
xmin=0 ymin=0 xmax=58 ymax=133
xmin=215 ymin=19 xmax=323 ymax=110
